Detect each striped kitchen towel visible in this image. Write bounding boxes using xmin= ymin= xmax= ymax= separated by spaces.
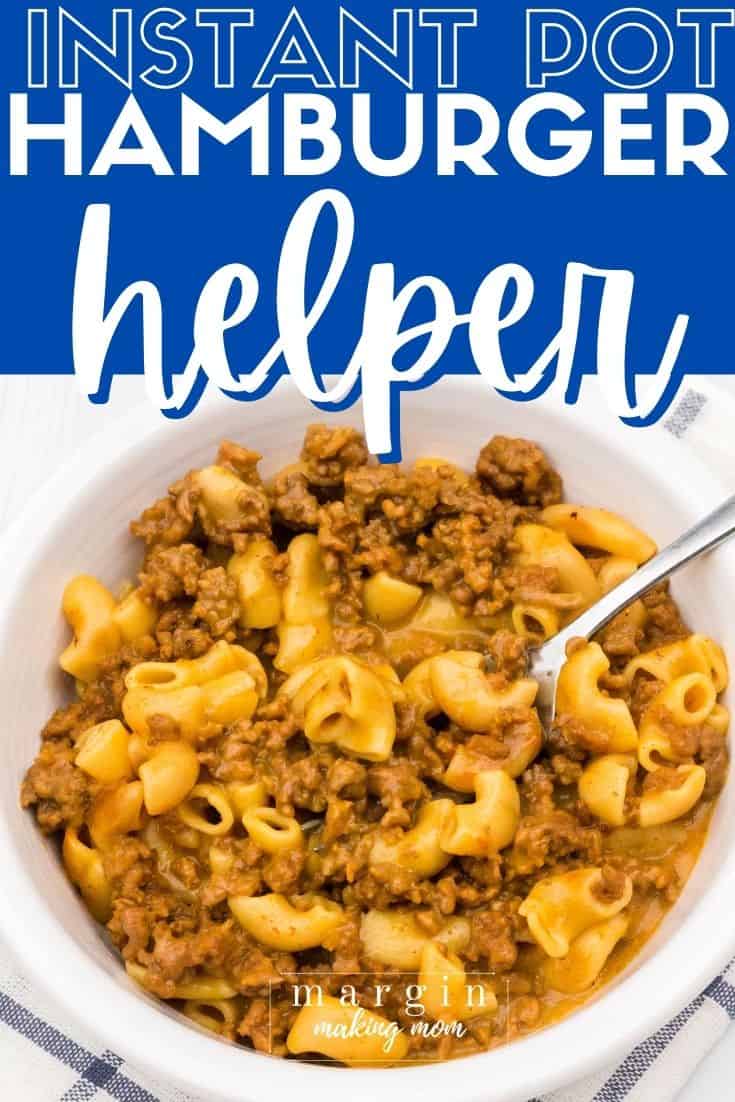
xmin=1 ymin=384 xmax=733 ymax=1102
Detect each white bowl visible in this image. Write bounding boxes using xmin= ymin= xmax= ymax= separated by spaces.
xmin=1 ymin=378 xmax=733 ymax=1102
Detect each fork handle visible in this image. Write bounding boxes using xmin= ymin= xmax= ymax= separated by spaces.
xmin=544 ymin=493 xmax=735 ymax=660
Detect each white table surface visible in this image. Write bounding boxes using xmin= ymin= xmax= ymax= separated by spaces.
xmin=0 ymin=373 xmax=731 ymax=1101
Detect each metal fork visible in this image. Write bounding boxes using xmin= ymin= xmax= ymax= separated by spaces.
xmin=529 ymin=494 xmax=735 ymax=734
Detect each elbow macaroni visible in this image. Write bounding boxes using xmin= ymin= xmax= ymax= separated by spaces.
xmin=111 ymin=588 xmax=157 ymax=643
xmin=363 ymin=571 xmax=423 ymax=625
xmin=228 ymin=893 xmax=344 ymax=951
xmin=88 ymin=780 xmax=144 ymax=849
xmin=443 ymin=714 xmax=543 ymax=790
xmin=440 ymin=770 xmax=520 ymax=856
xmin=74 ymin=720 xmax=132 ymax=784
xmin=639 ymin=765 xmax=707 ymax=827
xmin=370 ymin=800 xmax=454 ymax=877
xmin=124 ymin=639 xmax=267 ymax=695
xmin=543 ymin=914 xmax=629 ymax=994
xmin=224 ymin=780 xmax=267 ymax=817
xmin=624 ymin=634 xmax=728 ymax=693
xmin=274 ymin=534 xmax=333 ymax=673
xmin=178 ymin=783 xmax=235 ymax=836
xmin=418 ymin=942 xmax=497 ymax=1022
xmin=511 ymin=602 xmax=560 ymax=641
xmin=402 ymin=650 xmax=482 ymax=721
xmin=359 ymin=909 xmax=470 ymax=969
xmin=242 ymin=807 xmax=304 ymax=853
xmin=401 ymin=591 xmax=484 ymax=637
xmin=287 ymin=995 xmax=409 ymax=1066
xmin=556 ymin=642 xmax=638 ymax=752
xmin=519 ymin=868 xmax=633 ymax=958
xmin=60 ymin=577 xmax=160 ymax=682
xmin=62 ymin=828 xmax=112 ymax=922
xmin=540 ymin=505 xmax=657 ymax=564
xmin=578 ymin=754 xmax=637 ymax=827
xmin=227 ymin=539 xmax=281 ymax=629
xmin=122 ymin=641 xmax=265 ymax=738
xmin=280 ymin=656 xmax=401 ymax=762
xmin=127 ymin=961 xmax=237 ymax=1001
xmin=638 ymin=673 xmax=717 ymax=771
xmin=597 ymin=557 xmax=638 ymax=594
xmin=59 ymin=575 xmax=121 ymax=682
xmin=429 ymin=653 xmax=537 ymax=732
xmin=513 ymin=523 xmax=601 ymax=608
xmin=138 ymin=741 xmax=200 ymax=816
xmin=193 ymin=465 xmax=249 ymax=532
xmin=183 ymin=997 xmax=240 ymax=1037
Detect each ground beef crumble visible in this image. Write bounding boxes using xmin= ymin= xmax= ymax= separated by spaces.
xmin=476 ymin=435 xmax=563 ymax=507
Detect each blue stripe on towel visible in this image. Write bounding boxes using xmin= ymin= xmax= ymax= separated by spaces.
xmin=705 ymin=975 xmax=735 ymax=1020
xmin=0 ymin=991 xmax=91 ymax=1073
xmin=61 ymin=1051 xmax=125 ymax=1101
xmin=591 ymin=994 xmax=706 ymax=1102
xmin=100 ymin=1070 xmax=161 ymax=1102
xmin=0 ymin=990 xmax=159 ymax=1101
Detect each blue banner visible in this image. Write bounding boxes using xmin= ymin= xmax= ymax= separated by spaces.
xmin=1 ymin=2 xmax=733 ymax=456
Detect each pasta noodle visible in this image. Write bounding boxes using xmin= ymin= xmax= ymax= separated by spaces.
xmin=556 ymin=642 xmax=638 ymax=752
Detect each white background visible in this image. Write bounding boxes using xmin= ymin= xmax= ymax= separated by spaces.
xmin=0 ymin=373 xmax=732 ymax=1101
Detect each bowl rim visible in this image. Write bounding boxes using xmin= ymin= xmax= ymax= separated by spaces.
xmin=1 ymin=378 xmax=734 ymax=1102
